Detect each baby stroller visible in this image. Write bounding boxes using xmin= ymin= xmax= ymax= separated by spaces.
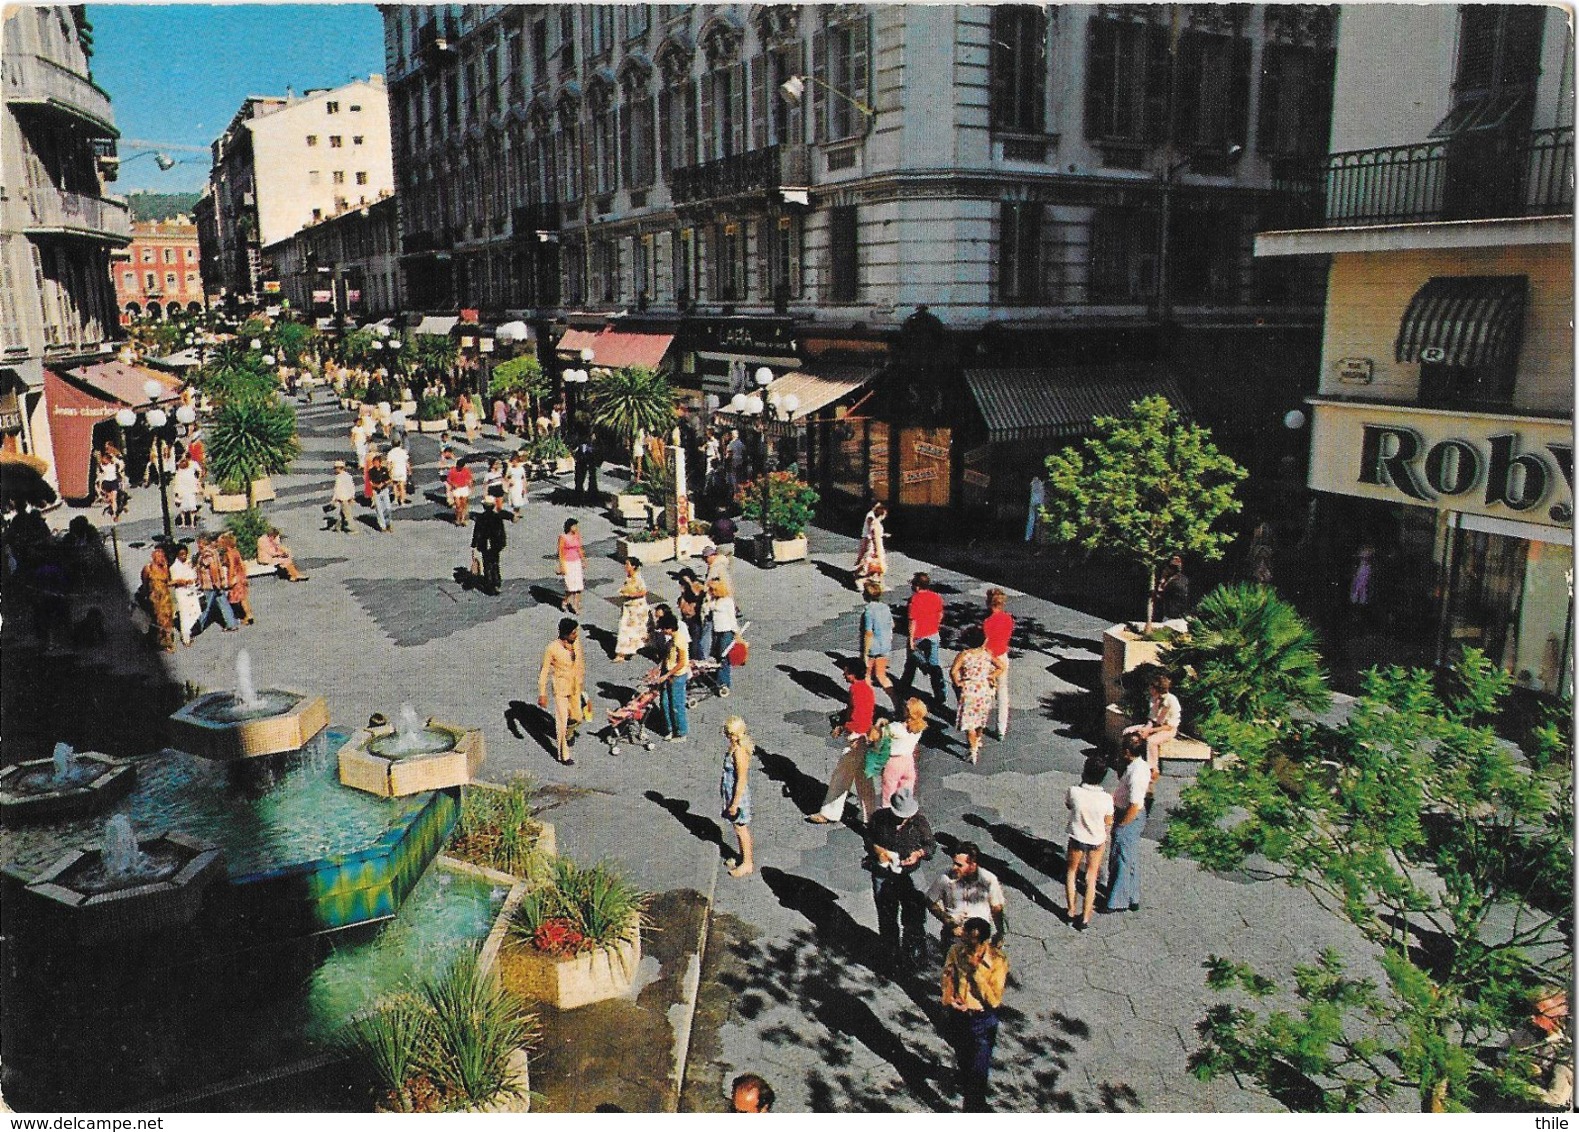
xmin=604 ymin=666 xmax=665 ymax=755
xmin=686 ymin=620 xmax=751 ymax=707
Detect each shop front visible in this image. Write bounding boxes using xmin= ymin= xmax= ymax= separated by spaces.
xmin=1308 ymin=398 xmax=1573 ymax=695
xmin=673 ymin=316 xmax=802 ymax=406
xmin=43 ymin=362 xmax=182 ymax=501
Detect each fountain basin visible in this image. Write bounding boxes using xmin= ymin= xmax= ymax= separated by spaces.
xmin=168 ymin=690 xmax=330 ymax=761
xmin=24 ymin=832 xmax=223 ymax=945
xmin=0 ymin=753 xmax=136 ymax=823
xmin=338 ymin=719 xmax=485 ymax=798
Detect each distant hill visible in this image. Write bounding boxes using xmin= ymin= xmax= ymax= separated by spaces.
xmin=127 ymin=192 xmax=201 ymax=223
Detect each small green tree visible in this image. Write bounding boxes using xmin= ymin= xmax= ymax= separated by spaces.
xmin=269 ymin=320 xmax=318 ymax=365
xmin=205 ymin=396 xmax=300 ymax=500
xmin=589 ymin=365 xmax=675 ymax=470
xmin=489 ymin=355 xmax=549 ymax=418
xmin=1163 ymin=649 xmax=1572 ymax=1111
xmin=1163 ymin=583 xmax=1332 ymax=723
xmin=1041 ymin=395 xmax=1247 ymax=629
xmin=340 ymin=329 xmax=379 ymax=368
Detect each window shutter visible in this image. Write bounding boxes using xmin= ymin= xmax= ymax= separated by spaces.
xmin=1173 ymin=32 xmax=1203 ymax=146
xmin=700 ymin=72 xmax=717 ymax=162
xmin=618 ymin=99 xmax=632 ymax=187
xmin=1145 ymin=23 xmax=1175 ymax=145
xmin=685 ymin=80 xmax=699 ymax=166
xmin=730 ymin=62 xmax=747 ymax=155
xmin=1255 ymin=44 xmax=1283 ymax=154
xmin=849 ymin=17 xmax=870 ymax=137
xmin=788 ymin=216 xmax=801 ymax=298
xmin=751 ymin=54 xmax=768 ymax=149
xmin=1306 ymin=48 xmax=1337 ymax=157
xmin=1085 ymin=19 xmax=1115 ymax=140
xmin=757 ymin=217 xmax=773 ymax=297
xmin=1455 ymin=8 xmax=1498 ymax=90
xmin=1028 ymin=11 xmax=1047 ymax=133
xmin=812 ymin=28 xmax=828 ymax=143
xmin=1227 ymin=36 xmax=1252 ymax=149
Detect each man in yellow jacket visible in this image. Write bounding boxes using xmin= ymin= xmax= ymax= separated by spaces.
xmin=537 ymin=617 xmax=586 ymax=766
xmin=941 ymin=916 xmax=1009 ymax=1112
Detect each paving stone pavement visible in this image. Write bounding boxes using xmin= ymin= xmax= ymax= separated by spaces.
xmin=87 ymin=396 xmax=1398 ymax=1113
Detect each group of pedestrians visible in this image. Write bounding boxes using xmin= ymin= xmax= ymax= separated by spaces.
xmin=138 ymin=531 xmax=255 ymax=649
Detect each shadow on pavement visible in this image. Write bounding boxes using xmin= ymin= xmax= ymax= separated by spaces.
xmin=644 ymin=789 xmax=730 ymax=858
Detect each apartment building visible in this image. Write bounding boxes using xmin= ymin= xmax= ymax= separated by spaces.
xmin=114 ymin=217 xmax=205 ymax=322
xmin=384 ymin=4 xmax=1334 ymax=516
xmin=264 ymin=193 xmax=404 ymax=325
xmin=204 ymin=76 xmax=395 ymax=309
xmin=1257 ymin=4 xmax=1574 ymax=694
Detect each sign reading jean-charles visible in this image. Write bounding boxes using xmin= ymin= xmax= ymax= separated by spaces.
xmin=1309 ymin=400 xmax=1573 ymax=528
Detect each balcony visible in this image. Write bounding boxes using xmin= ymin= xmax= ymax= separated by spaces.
xmin=417 ymin=16 xmax=460 ymax=64
xmin=512 ymin=203 xmax=561 ymax=240
xmin=19 ymin=187 xmax=131 ymax=244
xmin=670 ymin=144 xmax=811 ymax=207
xmin=399 ymin=229 xmax=451 ymax=262
xmin=1324 ymin=126 xmax=1573 ymax=227
xmin=2 ymin=51 xmax=118 ymax=139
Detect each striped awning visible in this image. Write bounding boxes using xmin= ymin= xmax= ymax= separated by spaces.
xmin=1395 ymin=275 xmax=1528 ymax=368
xmin=963 ymin=365 xmax=1191 ymax=443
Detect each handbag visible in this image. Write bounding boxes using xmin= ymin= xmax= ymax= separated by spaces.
xmin=727 ymin=637 xmax=749 ymax=667
xmin=580 ymin=693 xmax=596 ymax=722
xmin=864 ymin=730 xmax=894 ymax=779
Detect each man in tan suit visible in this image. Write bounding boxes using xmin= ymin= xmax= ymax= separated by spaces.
xmin=538 ymin=617 xmax=586 ymax=765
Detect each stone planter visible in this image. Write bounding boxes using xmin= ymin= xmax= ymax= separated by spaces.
xmin=676 ymin=533 xmax=710 ymax=559
xmin=552 ymin=456 xmax=574 ymax=475
xmin=613 ymin=492 xmax=654 ymax=521
xmin=503 ymin=926 xmax=641 ymax=1010
xmin=247 ymin=476 xmax=276 ymax=504
xmin=771 ymin=535 xmax=809 ymax=563
xmin=1104 ymin=703 xmax=1214 ymax=770
xmin=417 ymin=418 xmax=448 ymax=433
xmin=1100 ymin=620 xmax=1188 ymax=706
xmin=616 ymin=536 xmax=676 ymax=566
xmin=338 ymin=719 xmax=486 ymax=797
xmin=467 ymin=1048 xmax=532 ymax=1113
xmin=400 ymin=399 xmax=418 ymax=416
xmin=210 ymin=490 xmax=249 ymax=513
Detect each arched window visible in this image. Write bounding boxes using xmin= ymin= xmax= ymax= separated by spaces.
xmin=620 ymin=59 xmax=656 ymax=190
xmin=657 ymin=39 xmax=697 ymax=174
xmin=587 ymin=76 xmax=617 ymax=196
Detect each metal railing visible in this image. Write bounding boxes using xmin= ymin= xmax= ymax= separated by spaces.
xmin=670 ymin=144 xmax=811 ymax=205
xmin=2 ymin=51 xmax=117 ymax=137
xmin=21 ymin=186 xmax=131 ymax=242
xmin=1324 ymin=126 xmax=1573 ymax=226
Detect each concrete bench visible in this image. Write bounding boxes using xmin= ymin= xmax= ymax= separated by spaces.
xmin=246 ymin=559 xmax=280 ymax=579
xmin=1158 ymin=734 xmax=1214 ymax=768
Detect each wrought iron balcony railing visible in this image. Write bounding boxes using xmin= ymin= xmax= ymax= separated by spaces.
xmin=20 ymin=187 xmax=131 ymax=243
xmin=669 ymin=144 xmax=811 ymax=206
xmin=512 ymin=203 xmax=561 ymax=240
xmin=2 ymin=51 xmax=117 ymax=139
xmin=1324 ymin=126 xmax=1573 ymax=227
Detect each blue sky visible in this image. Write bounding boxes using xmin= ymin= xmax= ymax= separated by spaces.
xmin=90 ymin=4 xmax=385 ymax=194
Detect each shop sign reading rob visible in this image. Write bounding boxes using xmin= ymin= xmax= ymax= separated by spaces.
xmin=1359 ymin=423 xmax=1573 ymax=523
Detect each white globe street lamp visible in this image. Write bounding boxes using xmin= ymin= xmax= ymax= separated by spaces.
xmin=115 ymin=408 xmax=137 ymax=428
xmin=143 ymin=378 xmax=164 ymax=402
xmin=250 ymin=338 xmax=263 ymax=350
xmin=176 ymin=405 xmax=197 ymax=427
xmin=146 ymin=409 xmax=168 ymax=428
xmin=261 ymin=353 xmax=276 ymax=367
xmin=730 ymin=393 xmax=748 ymax=413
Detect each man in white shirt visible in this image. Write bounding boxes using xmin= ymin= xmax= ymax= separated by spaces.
xmin=387 ymin=442 xmax=410 ymax=506
xmin=329 ymin=460 xmax=356 ymax=533
xmin=1106 ymin=735 xmax=1151 ymax=913
xmin=927 ymin=842 xmax=1006 ymax=953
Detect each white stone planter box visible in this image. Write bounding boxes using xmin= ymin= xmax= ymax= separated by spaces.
xmin=417 ymin=418 xmax=448 ymax=433
xmin=772 ymin=535 xmax=809 ymax=562
xmin=552 ymin=456 xmax=574 ymax=475
xmin=616 ymin=536 xmax=676 ymax=565
xmin=505 ymin=927 xmax=641 ymax=1011
xmin=1100 ymin=620 xmax=1188 ymax=705
xmin=1104 ymin=703 xmax=1213 ymax=770
xmin=400 ymin=399 xmax=418 ymax=416
xmin=247 ymin=477 xmax=275 ymax=504
xmin=210 ymin=491 xmax=249 ymax=513
xmin=676 ymin=533 xmax=710 ymax=559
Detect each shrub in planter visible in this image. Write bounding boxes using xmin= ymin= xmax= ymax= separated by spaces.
xmin=449 ymin=779 xmax=552 ymax=883
xmin=415 ymin=949 xmax=538 ymax=1111
xmin=527 ymin=434 xmax=570 ymax=462
xmin=205 ymin=395 xmax=300 ymax=504
xmin=504 ymin=859 xmax=648 ymax=1008
xmin=339 ymin=995 xmax=429 ymax=1112
xmin=738 ymin=472 xmax=819 ymax=539
xmin=224 ymin=507 xmax=269 ymax=561
xmin=419 ymin=393 xmax=453 ymax=422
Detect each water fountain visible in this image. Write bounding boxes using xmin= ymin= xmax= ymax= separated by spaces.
xmin=167 ymin=650 xmax=330 ymax=761
xmin=0 ymin=741 xmax=137 ymax=822
xmin=339 ymin=702 xmax=485 ymax=798
xmin=21 ymin=814 xmax=223 ymax=945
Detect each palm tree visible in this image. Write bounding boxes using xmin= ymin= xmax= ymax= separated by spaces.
xmin=1161 ymin=582 xmax=1332 ymax=724
xmin=205 ymin=395 xmax=301 ymax=503
xmin=588 ymin=366 xmax=676 ymax=471
xmin=413 ymin=333 xmax=457 ymax=382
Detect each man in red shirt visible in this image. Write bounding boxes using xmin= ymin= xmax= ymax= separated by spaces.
xmin=982 ymin=588 xmax=1014 ymax=739
xmin=806 ymin=660 xmax=879 ymax=825
xmin=899 ymin=572 xmax=948 ymax=709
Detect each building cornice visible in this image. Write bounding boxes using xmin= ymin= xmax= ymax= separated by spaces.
xmin=1256 ymin=215 xmax=1574 ymax=258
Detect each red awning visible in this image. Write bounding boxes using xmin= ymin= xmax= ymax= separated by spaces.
xmin=44 ymin=364 xmax=180 ymax=500
xmin=558 ymin=327 xmax=601 ymax=357
xmin=588 ymin=328 xmax=673 ymax=371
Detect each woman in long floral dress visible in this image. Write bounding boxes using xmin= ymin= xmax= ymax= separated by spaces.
xmin=950 ymin=625 xmax=1006 ymax=764
xmin=613 ymin=557 xmax=650 ymax=662
xmin=141 ymin=545 xmax=176 ymax=652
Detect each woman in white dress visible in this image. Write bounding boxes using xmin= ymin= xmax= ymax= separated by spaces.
xmin=854 ymin=501 xmax=888 ymax=583
xmin=168 ymin=544 xmax=202 ymax=646
xmin=505 ymin=452 xmax=529 ymax=520
xmin=613 ymin=557 xmax=650 ymax=661
xmin=170 ymin=457 xmax=202 ymax=528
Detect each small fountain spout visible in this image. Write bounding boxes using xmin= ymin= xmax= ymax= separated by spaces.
xmin=52 ymin=741 xmax=77 ymax=784
xmin=390 ymin=703 xmax=426 ymax=754
xmin=235 ymin=650 xmax=262 ymax=710
xmin=102 ymin=814 xmax=148 ymax=881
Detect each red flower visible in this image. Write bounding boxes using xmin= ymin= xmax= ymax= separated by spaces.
xmin=533 ymin=917 xmax=586 ymax=957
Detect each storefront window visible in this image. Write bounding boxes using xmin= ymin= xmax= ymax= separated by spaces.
xmin=1513 ymin=539 xmax=1572 ymax=695
xmin=1445 ymin=527 xmax=1573 ymax=696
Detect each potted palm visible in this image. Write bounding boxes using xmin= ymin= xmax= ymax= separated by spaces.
xmin=414 ymin=333 xmax=458 ymax=384
xmin=205 ymin=395 xmax=299 ymax=511
xmin=588 ymin=365 xmax=676 ymax=479
xmin=738 ymin=471 xmax=818 ymax=564
xmin=500 ymin=859 xmax=647 ymax=1010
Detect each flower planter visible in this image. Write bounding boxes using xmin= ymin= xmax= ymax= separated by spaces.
xmin=676 ymin=533 xmax=710 ymax=559
xmin=616 ymin=536 xmax=676 ymax=566
xmin=613 ymin=492 xmax=652 ymax=520
xmin=247 ymin=476 xmax=275 ymax=504
xmin=417 ymin=418 xmax=448 ymax=433
xmin=210 ymin=491 xmax=249 ymax=513
xmin=1100 ymin=620 xmax=1189 ymax=706
xmin=400 ymin=399 xmax=418 ymax=416
xmin=502 ymin=926 xmax=641 ymax=1010
xmin=771 ymin=535 xmax=809 ymax=563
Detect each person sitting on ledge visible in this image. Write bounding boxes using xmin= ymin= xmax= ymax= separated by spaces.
xmin=256 ymin=526 xmax=308 ymax=582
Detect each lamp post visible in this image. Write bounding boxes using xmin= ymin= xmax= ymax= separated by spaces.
xmin=732 ymin=367 xmax=799 ymax=568
xmin=122 ymin=377 xmax=187 ymax=540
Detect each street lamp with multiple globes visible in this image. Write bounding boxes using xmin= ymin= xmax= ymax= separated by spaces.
xmin=562 ymin=347 xmax=593 ymax=429
xmin=116 ymin=378 xmax=193 ymax=540
xmin=729 ymin=367 xmax=799 ymax=567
